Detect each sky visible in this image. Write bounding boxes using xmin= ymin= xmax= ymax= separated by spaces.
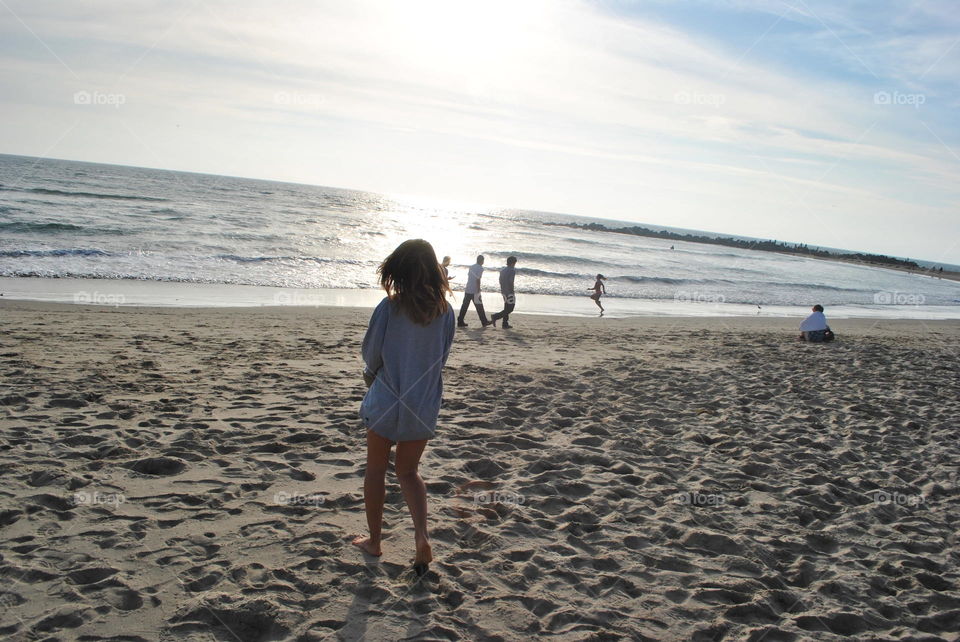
xmin=1 ymin=0 xmax=958 ymax=263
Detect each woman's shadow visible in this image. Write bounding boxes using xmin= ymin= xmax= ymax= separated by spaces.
xmin=337 ymin=562 xmax=437 ymax=639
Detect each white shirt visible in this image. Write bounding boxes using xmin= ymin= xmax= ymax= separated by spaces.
xmin=465 ymin=263 xmax=483 ymax=295
xmin=799 ymin=310 xmax=828 ymax=331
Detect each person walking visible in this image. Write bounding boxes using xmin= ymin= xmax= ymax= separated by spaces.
xmin=491 ymin=256 xmax=517 ymax=329
xmin=353 ymin=239 xmax=455 ymax=575
xmin=457 ymin=255 xmax=491 ymax=328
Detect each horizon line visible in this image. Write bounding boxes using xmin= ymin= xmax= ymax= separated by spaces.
xmin=1 ymin=151 xmax=956 ymax=269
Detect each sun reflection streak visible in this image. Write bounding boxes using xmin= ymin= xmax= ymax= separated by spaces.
xmin=380 ymin=193 xmax=497 ymax=274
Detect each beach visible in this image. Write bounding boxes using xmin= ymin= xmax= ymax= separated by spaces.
xmin=5 ymin=155 xmax=960 ymax=318
xmin=1 ymin=300 xmax=958 ymax=641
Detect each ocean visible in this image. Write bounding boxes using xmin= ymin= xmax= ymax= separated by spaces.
xmin=1 ymin=154 xmax=957 ymax=318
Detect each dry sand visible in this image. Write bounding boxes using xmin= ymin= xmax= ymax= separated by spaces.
xmin=1 ymin=300 xmax=958 ymax=641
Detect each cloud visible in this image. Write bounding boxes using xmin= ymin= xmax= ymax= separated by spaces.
xmin=0 ymin=0 xmax=957 ymax=261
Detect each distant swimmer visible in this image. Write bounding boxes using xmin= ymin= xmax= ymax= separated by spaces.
xmin=588 ymin=274 xmax=606 ymax=315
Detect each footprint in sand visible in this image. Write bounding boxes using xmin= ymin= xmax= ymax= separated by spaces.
xmin=123 ymin=456 xmax=187 ymax=476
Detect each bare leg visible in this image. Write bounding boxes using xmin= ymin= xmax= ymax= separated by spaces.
xmin=352 ymin=429 xmax=392 ymax=556
xmin=395 ymin=438 xmax=431 ymax=567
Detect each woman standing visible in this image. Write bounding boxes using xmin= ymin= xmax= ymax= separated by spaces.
xmin=353 ymin=239 xmax=455 ymax=575
xmin=588 ymin=274 xmax=606 ymax=315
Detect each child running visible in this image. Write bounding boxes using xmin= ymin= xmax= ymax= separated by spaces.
xmin=588 ymin=273 xmax=606 ymax=315
xmin=353 ymin=239 xmax=455 ymax=575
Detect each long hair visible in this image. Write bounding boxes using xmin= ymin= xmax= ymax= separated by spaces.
xmin=378 ymin=239 xmax=451 ymax=325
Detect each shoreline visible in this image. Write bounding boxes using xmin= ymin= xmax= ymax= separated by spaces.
xmin=3 ymin=299 xmax=959 ymax=342
xmin=551 ymin=221 xmax=960 ymax=282
xmin=3 ymin=275 xmax=958 ymax=320
xmin=773 ymin=249 xmax=960 ymax=284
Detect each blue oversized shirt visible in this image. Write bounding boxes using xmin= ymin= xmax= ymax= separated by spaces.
xmin=360 ymin=297 xmax=455 ymax=442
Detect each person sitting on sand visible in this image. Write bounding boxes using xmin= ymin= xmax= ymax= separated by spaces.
xmin=798 ymin=304 xmax=834 ymax=342
xmin=457 ymin=255 xmax=491 ymax=328
xmin=354 ymin=239 xmax=455 ymax=575
xmin=491 ymin=256 xmax=517 ymax=329
xmin=588 ymin=274 xmax=606 ymax=315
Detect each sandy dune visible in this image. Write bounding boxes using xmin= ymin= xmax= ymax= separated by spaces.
xmin=1 ymin=301 xmax=958 ymax=641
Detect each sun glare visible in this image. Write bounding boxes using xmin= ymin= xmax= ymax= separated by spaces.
xmin=380 ymin=0 xmax=547 ymax=93
xmin=386 ymin=192 xmax=495 ymax=262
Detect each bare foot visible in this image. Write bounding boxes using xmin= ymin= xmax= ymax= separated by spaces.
xmin=413 ymin=538 xmax=432 ymax=577
xmin=352 ymin=536 xmax=382 ymax=557
xmin=414 ymin=537 xmax=432 ymax=566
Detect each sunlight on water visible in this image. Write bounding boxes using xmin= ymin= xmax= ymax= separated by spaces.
xmin=1 ymin=154 xmax=958 ymax=317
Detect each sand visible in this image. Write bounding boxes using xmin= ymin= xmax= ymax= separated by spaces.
xmin=1 ymin=300 xmax=958 ymax=641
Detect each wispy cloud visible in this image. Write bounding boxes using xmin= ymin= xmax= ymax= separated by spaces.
xmin=0 ymin=0 xmax=957 ymax=261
